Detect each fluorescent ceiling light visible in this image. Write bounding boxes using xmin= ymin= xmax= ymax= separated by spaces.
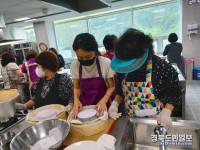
xmin=69 ymin=25 xmax=78 ymax=28
xmin=14 ymin=17 xmax=30 ymax=21
xmin=0 ymin=40 xmax=22 ymax=46
xmin=24 ymin=19 xmax=37 ymax=22
xmin=106 ymin=18 xmax=117 ymax=22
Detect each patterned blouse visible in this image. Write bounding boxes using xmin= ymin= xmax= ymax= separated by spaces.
xmin=32 ymin=73 xmax=74 ymax=104
xmin=1 ymin=62 xmax=20 ymax=89
xmin=116 ymin=55 xmax=183 ymax=106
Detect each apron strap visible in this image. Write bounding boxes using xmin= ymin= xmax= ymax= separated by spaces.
xmin=79 ymin=63 xmax=83 ymax=79
xmin=25 ymin=62 xmax=37 ymax=97
xmin=146 ymin=59 xmax=152 ymax=82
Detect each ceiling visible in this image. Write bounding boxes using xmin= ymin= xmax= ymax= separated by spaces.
xmin=0 ymin=0 xmax=68 ymax=24
xmin=0 ymin=0 xmax=172 ymax=27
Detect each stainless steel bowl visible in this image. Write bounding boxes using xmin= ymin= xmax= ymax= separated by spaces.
xmin=0 ymin=92 xmax=18 ymax=122
xmin=10 ymin=119 xmax=70 ymax=150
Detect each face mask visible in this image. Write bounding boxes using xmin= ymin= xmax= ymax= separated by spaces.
xmin=35 ymin=67 xmax=45 ymax=78
xmin=78 ymin=57 xmax=95 ymax=66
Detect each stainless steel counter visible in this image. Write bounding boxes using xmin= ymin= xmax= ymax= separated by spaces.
xmin=111 ymin=117 xmax=200 ymax=150
xmin=0 ymin=118 xmax=28 ymax=135
xmin=171 ymin=65 xmax=186 ymax=119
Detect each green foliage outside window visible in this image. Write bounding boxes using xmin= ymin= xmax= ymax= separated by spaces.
xmin=25 ymin=28 xmax=36 ymax=42
xmin=89 ymin=11 xmax=132 ymax=45
xmin=55 ymin=20 xmax=88 ymax=50
xmin=134 ymin=2 xmax=180 ymax=37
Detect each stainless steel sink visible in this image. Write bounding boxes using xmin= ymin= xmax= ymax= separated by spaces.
xmin=111 ymin=117 xmax=200 ymax=150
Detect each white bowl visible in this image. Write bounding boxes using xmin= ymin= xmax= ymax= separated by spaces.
xmin=64 ymin=141 xmax=106 ymax=150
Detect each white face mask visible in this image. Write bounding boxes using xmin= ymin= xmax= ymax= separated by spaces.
xmin=35 ymin=67 xmax=45 ymax=78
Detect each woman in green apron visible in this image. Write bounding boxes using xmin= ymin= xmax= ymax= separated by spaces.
xmin=108 ymin=29 xmax=183 ymax=130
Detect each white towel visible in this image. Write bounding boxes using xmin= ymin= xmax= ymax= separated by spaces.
xmin=70 ymin=111 xmax=108 ymax=124
xmin=97 ymin=134 xmax=116 ymax=150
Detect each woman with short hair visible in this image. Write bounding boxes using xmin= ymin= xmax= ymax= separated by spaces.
xmin=163 ymin=33 xmax=184 ymax=74
xmin=1 ymin=52 xmax=24 ymax=90
xmin=102 ymin=34 xmax=118 ymax=60
xmin=49 ymin=47 xmax=65 ymax=70
xmin=16 ymin=51 xmax=74 ymax=111
xmin=1 ymin=52 xmax=25 ymax=103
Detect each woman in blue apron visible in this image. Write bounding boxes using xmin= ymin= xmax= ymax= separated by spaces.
xmin=70 ymin=33 xmax=115 ymax=117
xmin=108 ymin=29 xmax=183 ymax=129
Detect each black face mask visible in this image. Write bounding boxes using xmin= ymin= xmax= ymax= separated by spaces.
xmin=78 ymin=57 xmax=95 ymax=66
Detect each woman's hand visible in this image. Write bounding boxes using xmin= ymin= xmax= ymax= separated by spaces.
xmin=95 ymin=98 xmax=107 ymax=116
xmin=72 ymin=99 xmax=82 ymax=118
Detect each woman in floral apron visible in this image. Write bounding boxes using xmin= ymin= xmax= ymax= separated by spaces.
xmin=108 ymin=29 xmax=183 ymax=130
xmin=1 ymin=52 xmax=25 ymax=103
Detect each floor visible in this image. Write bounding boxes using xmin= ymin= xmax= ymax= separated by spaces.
xmin=185 ymin=80 xmax=200 ymax=121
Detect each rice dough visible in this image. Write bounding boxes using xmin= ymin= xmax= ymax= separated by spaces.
xmin=31 ymin=127 xmax=62 ymax=150
xmin=0 ymin=89 xmax=18 ymax=103
xmin=78 ymin=108 xmax=97 ymax=119
xmin=36 ymin=109 xmax=57 ymax=120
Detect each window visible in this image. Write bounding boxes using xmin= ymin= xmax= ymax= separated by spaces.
xmin=89 ymin=11 xmax=132 ymax=46
xmin=133 ymin=1 xmax=181 ymax=55
xmin=25 ymin=28 xmax=36 ymax=42
xmin=162 ymin=39 xmax=169 ymax=50
xmin=133 ymin=2 xmax=181 ymax=37
xmin=55 ymin=19 xmax=88 ymax=58
xmin=53 ymin=1 xmax=181 ymax=58
xmin=153 ymin=40 xmax=158 ymax=52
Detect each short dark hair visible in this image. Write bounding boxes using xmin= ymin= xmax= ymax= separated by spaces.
xmin=168 ymin=33 xmax=178 ymax=43
xmin=103 ymin=34 xmax=118 ymax=51
xmin=49 ymin=47 xmax=58 ymax=55
xmin=25 ymin=50 xmax=38 ymax=61
xmin=35 ymin=51 xmax=58 ymax=72
xmin=1 ymin=52 xmax=16 ymax=66
xmin=72 ymin=33 xmax=101 ymax=56
xmin=116 ymin=28 xmax=154 ymax=60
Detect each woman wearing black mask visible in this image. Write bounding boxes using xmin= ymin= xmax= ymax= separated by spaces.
xmin=70 ymin=33 xmax=115 ymax=117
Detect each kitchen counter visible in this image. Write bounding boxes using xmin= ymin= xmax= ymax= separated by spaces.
xmin=111 ymin=117 xmax=130 ymax=150
xmin=0 ymin=118 xmax=27 ymax=135
xmin=2 ymin=116 xmax=199 ymax=150
xmin=176 ymin=68 xmax=186 ymax=119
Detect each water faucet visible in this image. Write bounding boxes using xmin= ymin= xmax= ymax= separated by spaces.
xmin=154 ymin=126 xmax=167 ymax=150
